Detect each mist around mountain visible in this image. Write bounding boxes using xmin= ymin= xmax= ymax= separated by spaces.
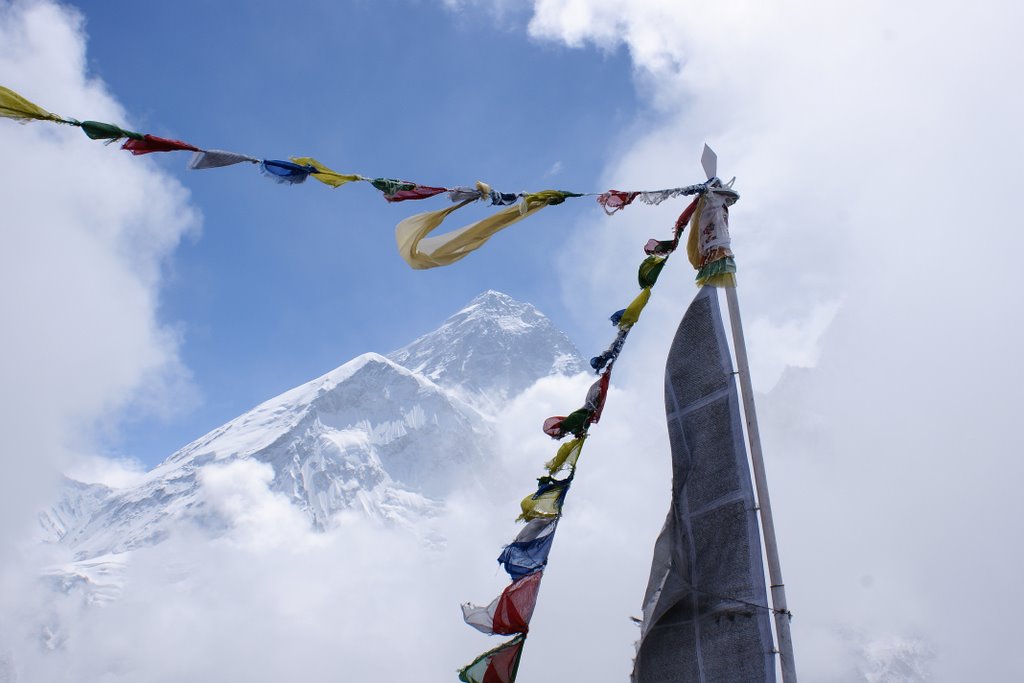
xmin=37 ymin=291 xmax=585 ymax=584
xmin=6 ymin=291 xmax=935 ymax=683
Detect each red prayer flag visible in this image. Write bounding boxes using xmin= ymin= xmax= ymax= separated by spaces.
xmin=542 ymin=416 xmax=566 ymax=438
xmin=482 ymin=640 xmax=522 ymax=683
xmin=122 ymin=134 xmax=200 ymax=156
xmin=597 ymin=190 xmax=639 ymax=215
xmin=384 ymin=185 xmax=448 ymax=202
xmin=585 ymin=371 xmax=612 ymax=424
xmin=674 ymin=196 xmax=700 ymax=237
xmin=459 ymin=636 xmax=525 ymax=683
xmin=493 ymin=571 xmax=543 ymax=635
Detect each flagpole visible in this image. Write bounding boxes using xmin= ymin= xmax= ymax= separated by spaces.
xmin=723 ymin=285 xmax=798 ymax=682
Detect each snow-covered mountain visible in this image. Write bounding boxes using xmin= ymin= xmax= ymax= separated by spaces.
xmin=41 ymin=290 xmax=585 ymax=561
xmin=388 ymin=289 xmax=585 ymax=406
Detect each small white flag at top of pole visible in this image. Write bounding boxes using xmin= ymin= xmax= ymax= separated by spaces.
xmin=701 ymin=143 xmax=718 ymax=180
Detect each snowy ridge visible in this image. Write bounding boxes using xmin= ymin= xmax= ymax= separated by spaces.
xmin=37 ymin=477 xmax=113 ymax=544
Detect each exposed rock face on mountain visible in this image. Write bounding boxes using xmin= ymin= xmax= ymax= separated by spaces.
xmin=41 ymin=291 xmax=585 ymax=561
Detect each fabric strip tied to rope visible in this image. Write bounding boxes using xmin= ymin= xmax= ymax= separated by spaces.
xmin=395 ymin=190 xmax=580 ymax=269
xmin=189 ymin=149 xmax=259 ymax=169
xmin=290 ymin=156 xmax=363 ymax=188
xmin=0 ymin=85 xmax=67 ymax=124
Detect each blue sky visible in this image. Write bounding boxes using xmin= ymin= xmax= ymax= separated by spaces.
xmin=70 ymin=1 xmax=640 ymax=465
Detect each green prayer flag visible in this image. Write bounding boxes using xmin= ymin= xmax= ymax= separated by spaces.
xmin=79 ymin=120 xmax=143 ymax=141
xmin=638 ymin=255 xmax=667 ymax=289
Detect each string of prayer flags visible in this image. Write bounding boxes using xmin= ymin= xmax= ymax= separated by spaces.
xmin=458 ymin=636 xmax=525 ymax=683
xmin=461 ymin=571 xmax=543 ymax=636
xmin=457 ymin=175 xmax=730 ymax=681
xmin=1 ymin=84 xmax=737 ymax=273
xmin=0 ymin=85 xmax=754 ymax=678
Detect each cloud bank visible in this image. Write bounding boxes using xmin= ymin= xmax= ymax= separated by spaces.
xmin=0 ymin=0 xmax=198 ymax=652
xmin=515 ymin=0 xmax=1023 ymax=680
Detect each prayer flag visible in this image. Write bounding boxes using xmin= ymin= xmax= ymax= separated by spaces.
xmin=686 ymin=189 xmax=738 ymax=287
xmin=188 ymin=149 xmax=259 ymax=169
xmin=371 ymin=177 xmax=417 ymax=197
xmin=542 ymin=409 xmax=591 ymax=439
xmin=259 ymin=159 xmax=314 ymax=184
xmin=544 ymin=437 xmax=584 ymax=475
xmin=290 ymin=156 xmax=363 ymax=188
xmin=497 ymin=518 xmax=557 ymax=580
xmin=395 ymin=191 xmax=574 ymax=270
xmin=122 ymin=134 xmax=200 ymax=155
xmin=583 ymin=372 xmax=611 ymax=423
xmin=386 ymin=185 xmax=448 ymax=202
xmin=518 ymin=476 xmax=571 ymax=522
xmin=79 ymin=120 xmax=142 ymax=141
xmin=458 ymin=636 xmax=525 ymax=683
xmin=617 ymin=288 xmax=651 ymax=329
xmin=632 ymin=286 xmax=775 ymax=682
xmin=638 ymin=255 xmax=667 ymax=289
xmin=462 ymin=571 xmax=543 ymax=636
xmin=597 ymin=190 xmax=638 ymax=215
xmin=0 ymin=85 xmax=64 ymax=123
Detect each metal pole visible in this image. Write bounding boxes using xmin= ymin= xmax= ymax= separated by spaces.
xmin=724 ymin=285 xmax=798 ymax=682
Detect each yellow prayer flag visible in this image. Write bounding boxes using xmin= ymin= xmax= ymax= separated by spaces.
xmin=545 ymin=438 xmax=584 ymax=475
xmin=518 ymin=487 xmax=564 ymax=522
xmin=0 ymin=85 xmax=65 ymax=124
xmin=395 ymin=191 xmax=565 ymax=270
xmin=686 ymin=194 xmax=705 ymax=271
xmin=618 ymin=288 xmax=652 ymax=329
xmin=290 ymin=157 xmax=364 ymax=188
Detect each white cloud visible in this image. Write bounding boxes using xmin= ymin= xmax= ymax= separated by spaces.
xmin=63 ymin=454 xmax=147 ymax=489
xmin=196 ymin=460 xmax=321 ymax=553
xmin=510 ymin=0 xmax=1024 ymax=680
xmin=0 ymin=0 xmax=198 ymax=574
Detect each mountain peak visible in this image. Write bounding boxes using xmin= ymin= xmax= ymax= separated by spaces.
xmin=388 ymin=291 xmax=585 ymax=402
xmin=44 ymin=291 xmax=585 ymax=560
